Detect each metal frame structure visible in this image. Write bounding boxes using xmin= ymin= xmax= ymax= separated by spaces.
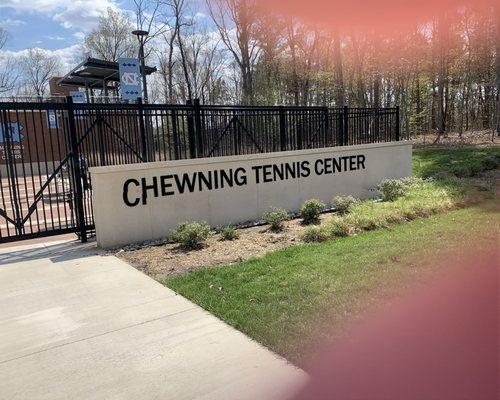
xmin=57 ymin=57 xmax=157 ymax=100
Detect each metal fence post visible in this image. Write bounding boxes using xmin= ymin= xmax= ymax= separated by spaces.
xmin=279 ymin=106 xmax=287 ymax=151
xmin=66 ymin=96 xmax=87 ymax=243
xmin=96 ymin=108 xmax=106 ymax=165
xmin=395 ymin=106 xmax=400 ymax=141
xmin=171 ymin=109 xmax=180 ymax=160
xmin=343 ymin=105 xmax=349 ymax=146
xmin=323 ymin=107 xmax=330 ymax=147
xmin=186 ymin=99 xmax=196 ymax=158
xmin=193 ymin=98 xmax=203 ymax=157
xmin=137 ymin=98 xmax=147 ymax=161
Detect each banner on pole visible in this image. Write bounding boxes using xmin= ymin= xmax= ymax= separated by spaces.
xmin=119 ymin=58 xmax=141 ymax=100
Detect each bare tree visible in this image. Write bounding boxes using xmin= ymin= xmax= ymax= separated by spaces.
xmin=495 ymin=3 xmax=500 ymax=135
xmin=178 ymin=26 xmax=226 ymax=102
xmin=156 ymin=0 xmax=185 ymax=102
xmin=206 ymin=0 xmax=261 ymax=104
xmin=0 ymin=28 xmax=18 ymax=94
xmin=332 ymin=29 xmax=345 ymax=107
xmin=134 ymin=0 xmax=170 ymax=49
xmin=19 ymin=48 xmax=61 ymax=96
xmin=85 ymin=7 xmax=137 ymax=62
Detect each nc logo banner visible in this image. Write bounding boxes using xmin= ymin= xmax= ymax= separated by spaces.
xmin=0 ymin=122 xmax=24 ymax=143
xmin=119 ymin=58 xmax=141 ymax=100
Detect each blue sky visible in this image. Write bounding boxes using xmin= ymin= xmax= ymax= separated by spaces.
xmin=0 ymin=0 xmax=137 ymax=64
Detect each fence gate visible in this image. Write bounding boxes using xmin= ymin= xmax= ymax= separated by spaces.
xmin=0 ymin=98 xmax=401 ymax=244
xmin=0 ymin=99 xmax=145 ymax=243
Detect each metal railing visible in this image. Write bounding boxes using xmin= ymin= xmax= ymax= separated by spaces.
xmin=0 ymin=98 xmax=403 ymax=243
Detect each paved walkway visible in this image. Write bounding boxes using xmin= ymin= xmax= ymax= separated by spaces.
xmin=0 ymin=239 xmax=306 ymax=400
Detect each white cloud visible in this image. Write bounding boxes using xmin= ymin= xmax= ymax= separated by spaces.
xmin=1 ymin=0 xmax=119 ymax=32
xmin=46 ymin=36 xmax=67 ymax=41
xmin=73 ymin=31 xmax=86 ymax=40
xmin=0 ymin=18 xmax=26 ymax=28
xmin=0 ymin=44 xmax=85 ymax=73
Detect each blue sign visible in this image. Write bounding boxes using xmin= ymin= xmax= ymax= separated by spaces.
xmin=70 ymin=91 xmax=86 ymax=118
xmin=70 ymin=91 xmax=86 ymax=103
xmin=0 ymin=122 xmax=24 ymax=143
xmin=119 ymin=57 xmax=141 ymax=100
xmin=47 ymin=110 xmax=57 ymax=129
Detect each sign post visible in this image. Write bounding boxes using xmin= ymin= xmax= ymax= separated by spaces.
xmin=118 ymin=58 xmax=141 ymax=101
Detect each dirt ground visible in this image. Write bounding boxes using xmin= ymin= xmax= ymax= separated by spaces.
xmin=116 ymin=213 xmax=332 ymax=280
xmin=116 ymin=135 xmax=499 ymax=281
xmin=412 ymin=130 xmax=499 ymax=148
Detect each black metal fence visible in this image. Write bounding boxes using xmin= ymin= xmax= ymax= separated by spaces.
xmin=142 ymin=100 xmax=401 ymax=161
xmin=0 ymin=98 xmax=403 ymax=243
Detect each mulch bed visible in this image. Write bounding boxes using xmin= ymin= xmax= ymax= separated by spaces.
xmin=115 ymin=213 xmax=332 ymax=281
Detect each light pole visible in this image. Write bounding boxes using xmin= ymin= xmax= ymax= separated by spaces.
xmin=132 ymin=29 xmax=149 ymax=103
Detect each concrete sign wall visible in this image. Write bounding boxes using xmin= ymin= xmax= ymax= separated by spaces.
xmin=90 ymin=141 xmax=412 ymax=248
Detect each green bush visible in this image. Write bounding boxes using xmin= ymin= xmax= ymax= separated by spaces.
xmin=331 ymin=195 xmax=359 ymax=215
xmin=400 ymin=176 xmax=423 ymax=187
xmin=300 ymin=199 xmax=325 ymax=224
xmin=170 ymin=221 xmax=211 ymax=249
xmin=263 ymin=208 xmax=289 ymax=231
xmin=378 ymin=179 xmax=407 ymax=201
xmin=481 ymin=155 xmax=500 ymax=171
xmin=328 ymin=216 xmax=353 ymax=237
xmin=219 ymin=225 xmax=239 ymax=241
xmin=300 ymin=226 xmax=330 ymax=243
xmin=450 ymin=164 xmax=473 ymax=178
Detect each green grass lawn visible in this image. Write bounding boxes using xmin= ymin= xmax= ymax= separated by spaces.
xmin=167 ymin=205 xmax=498 ymax=367
xmin=413 ymin=147 xmax=499 ymax=178
xmin=164 ymin=147 xmax=499 ymax=367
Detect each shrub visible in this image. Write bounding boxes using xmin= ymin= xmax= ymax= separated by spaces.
xmin=331 ymin=195 xmax=359 ymax=215
xmin=482 ymin=155 xmax=500 ymax=171
xmin=263 ymin=208 xmax=289 ymax=231
xmin=301 ymin=226 xmax=330 ymax=243
xmin=300 ymin=199 xmax=325 ymax=224
xmin=450 ymin=164 xmax=473 ymax=178
xmin=378 ymin=179 xmax=407 ymax=201
xmin=399 ymin=176 xmax=423 ymax=187
xmin=219 ymin=225 xmax=239 ymax=241
xmin=170 ymin=221 xmax=211 ymax=249
xmin=344 ymin=213 xmax=381 ymax=231
xmin=328 ymin=216 xmax=352 ymax=237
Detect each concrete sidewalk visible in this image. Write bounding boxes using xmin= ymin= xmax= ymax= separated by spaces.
xmin=0 ymin=239 xmax=306 ymax=400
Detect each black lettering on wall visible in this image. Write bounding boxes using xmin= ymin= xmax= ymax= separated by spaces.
xmin=234 ymin=167 xmax=247 ymax=186
xmin=160 ymin=175 xmax=174 ymax=196
xmin=314 ymin=159 xmax=323 ymax=175
xmin=220 ymin=169 xmax=233 ymax=188
xmin=285 ymin=162 xmax=296 ymax=179
xmin=357 ymin=155 xmax=366 ymax=169
xmin=349 ymin=155 xmax=357 ymax=171
xmin=252 ymin=165 xmax=263 ymax=183
xmin=121 ymin=152 xmax=368 ymax=206
xmin=174 ymin=172 xmax=197 ymax=193
xmin=198 ymin=171 xmax=213 ymax=191
xmin=273 ymin=164 xmax=284 ymax=181
xmin=141 ymin=176 xmax=158 ymax=205
xmin=300 ymin=160 xmax=310 ymax=177
xmin=333 ymin=157 xmax=342 ymax=173
xmin=262 ymin=164 xmax=273 ymax=182
xmin=342 ymin=156 xmax=349 ymax=170
xmin=123 ymin=178 xmax=140 ymax=207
